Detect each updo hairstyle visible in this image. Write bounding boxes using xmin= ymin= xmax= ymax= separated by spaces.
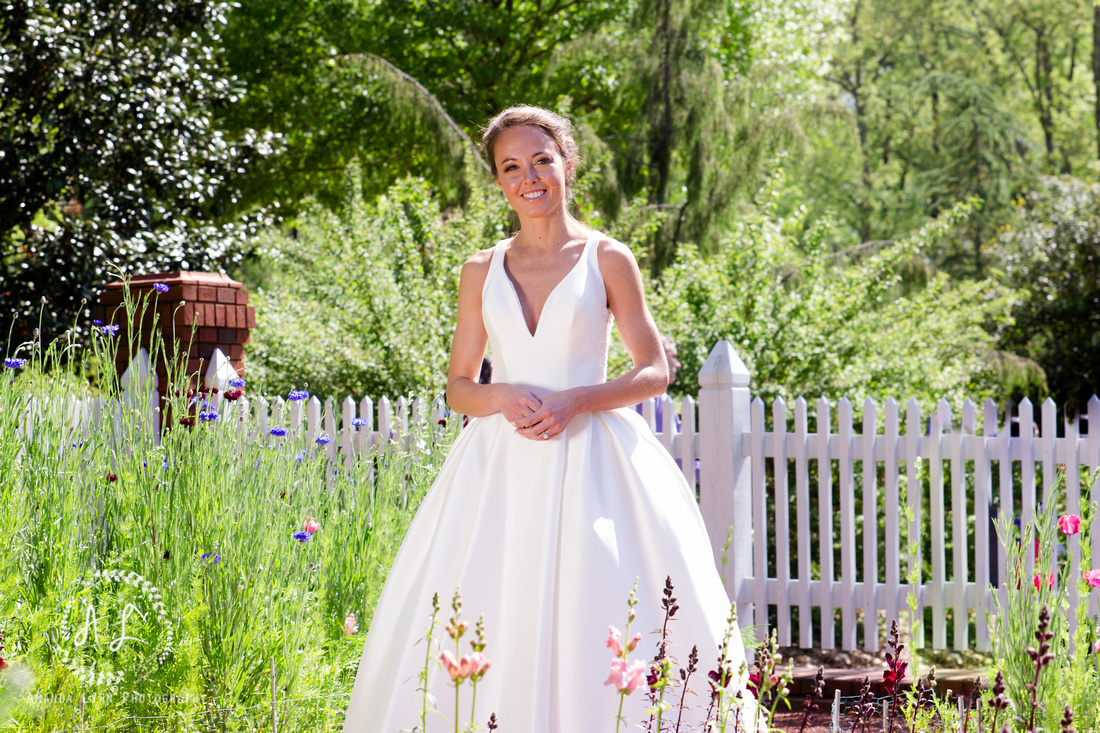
xmin=481 ymin=105 xmax=581 ymax=193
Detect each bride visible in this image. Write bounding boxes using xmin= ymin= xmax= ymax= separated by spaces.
xmin=342 ymin=105 xmax=757 ymax=732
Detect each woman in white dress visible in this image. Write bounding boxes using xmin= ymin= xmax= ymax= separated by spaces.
xmin=342 ymin=105 xmax=756 ymax=732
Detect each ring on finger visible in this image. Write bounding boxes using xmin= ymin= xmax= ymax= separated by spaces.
xmin=540 ymin=431 xmax=550 ymax=440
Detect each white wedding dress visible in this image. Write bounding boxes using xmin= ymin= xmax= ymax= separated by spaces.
xmin=342 ymin=232 xmax=755 ymax=732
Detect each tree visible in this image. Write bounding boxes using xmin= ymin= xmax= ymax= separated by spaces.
xmin=215 ymin=0 xmax=623 ymax=215
xmin=994 ymin=175 xmax=1100 ymax=407
xmin=0 ymin=0 xmax=267 ymax=349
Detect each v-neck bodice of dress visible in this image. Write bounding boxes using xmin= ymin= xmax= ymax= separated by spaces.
xmin=481 ymin=232 xmax=612 ymax=397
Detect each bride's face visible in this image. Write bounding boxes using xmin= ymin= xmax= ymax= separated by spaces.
xmin=493 ymin=125 xmax=574 ymax=218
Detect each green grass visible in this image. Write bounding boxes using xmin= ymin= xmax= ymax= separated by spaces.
xmin=0 ymin=318 xmax=453 ymax=732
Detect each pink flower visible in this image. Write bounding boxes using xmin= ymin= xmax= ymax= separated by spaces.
xmin=343 ymin=612 xmax=358 ymax=636
xmin=440 ymin=650 xmax=491 ymax=682
xmin=303 ymin=516 xmax=321 ymax=534
xmin=1058 ymin=514 xmax=1083 ymax=536
xmin=1085 ymin=569 xmax=1100 ymax=588
xmin=1033 ymin=571 xmax=1055 ymax=591
xmin=605 ymin=626 xmax=623 ymax=656
xmin=440 ymin=650 xmax=462 ymax=681
xmin=462 ymin=652 xmax=491 ymax=681
xmin=1094 ymin=639 xmax=1100 ymax=654
xmin=627 ymin=632 xmax=642 ymax=653
xmin=604 ymin=659 xmax=647 ymax=695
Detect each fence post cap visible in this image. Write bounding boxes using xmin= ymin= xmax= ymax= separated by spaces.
xmin=698 ymin=340 xmax=750 ymax=388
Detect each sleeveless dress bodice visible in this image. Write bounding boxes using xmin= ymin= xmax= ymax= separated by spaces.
xmin=481 ymin=233 xmax=611 ymax=395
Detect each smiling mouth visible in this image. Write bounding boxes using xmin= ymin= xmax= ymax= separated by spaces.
xmin=521 ymin=190 xmax=547 ymax=200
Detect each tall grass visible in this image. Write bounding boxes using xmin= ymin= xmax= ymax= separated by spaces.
xmin=0 ymin=295 xmax=453 ymax=732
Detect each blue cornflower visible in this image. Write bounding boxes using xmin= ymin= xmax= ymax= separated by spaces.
xmin=295 ymin=450 xmax=307 ymax=462
xmin=315 ymin=434 xmax=332 ymax=445
xmin=351 ymin=417 xmax=369 ymax=427
xmin=269 ymin=427 xmax=287 ymax=437
xmin=213 ymin=554 xmax=220 ymax=564
xmin=288 ymin=389 xmax=309 ymax=401
xmin=4 ymin=358 xmax=25 ymax=369
xmin=93 ymin=319 xmax=102 ymax=326
xmin=102 ymin=324 xmax=120 ymax=336
xmin=292 ymin=530 xmax=312 ymax=543
xmin=228 ymin=377 xmax=246 ymax=388
xmin=199 ymin=408 xmax=220 ymax=422
xmin=200 ymin=553 xmax=210 ymax=562
xmin=153 ymin=282 xmax=169 ymax=293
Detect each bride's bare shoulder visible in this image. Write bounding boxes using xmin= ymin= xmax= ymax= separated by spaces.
xmin=459 ymin=246 xmax=496 ymax=288
xmin=594 ymin=235 xmax=641 ymax=279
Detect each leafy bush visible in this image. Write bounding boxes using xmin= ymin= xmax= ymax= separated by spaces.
xmin=645 ymin=202 xmax=1017 ymax=406
xmin=994 ymin=174 xmax=1100 ymax=407
xmin=242 ymin=173 xmax=511 ymax=399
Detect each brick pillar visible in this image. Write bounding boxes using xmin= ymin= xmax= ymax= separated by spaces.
xmin=90 ymin=271 xmax=255 ymax=387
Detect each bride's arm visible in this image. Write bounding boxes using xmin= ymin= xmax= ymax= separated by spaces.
xmin=513 ymin=238 xmax=668 ymax=440
xmin=446 ymin=250 xmax=543 ymax=420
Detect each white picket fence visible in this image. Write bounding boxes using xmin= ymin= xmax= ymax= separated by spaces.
xmin=684 ymin=341 xmax=1100 ymax=656
xmin=25 ymin=342 xmax=1100 ymax=655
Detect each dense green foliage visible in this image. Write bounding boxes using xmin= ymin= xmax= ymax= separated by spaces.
xmin=0 ymin=0 xmax=271 ymax=347
xmin=647 ymin=202 xmax=1015 ymax=406
xmin=244 ymin=173 xmax=510 ymax=399
xmin=246 ymin=176 xmax=1014 ymax=407
xmin=994 ymin=175 xmax=1100 ymax=406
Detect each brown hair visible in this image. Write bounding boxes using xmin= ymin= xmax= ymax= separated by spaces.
xmin=481 ymin=105 xmax=581 ymax=190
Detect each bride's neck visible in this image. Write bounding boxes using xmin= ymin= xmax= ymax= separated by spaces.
xmin=513 ymin=212 xmax=587 ymax=250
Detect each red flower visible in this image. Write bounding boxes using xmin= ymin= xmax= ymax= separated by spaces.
xmin=0 ymin=656 xmax=8 ymax=671
xmin=882 ymin=660 xmax=908 ymax=694
xmin=708 ymin=666 xmax=733 ymax=692
xmin=179 ymin=417 xmax=195 ymax=427
xmin=1058 ymin=514 xmax=1083 ymax=536
xmin=106 ymin=473 xmax=117 ymax=483
xmin=745 ymin=673 xmax=761 ymax=698
xmin=1033 ymin=571 xmax=1055 ymax=591
xmin=223 ymin=388 xmax=243 ymax=401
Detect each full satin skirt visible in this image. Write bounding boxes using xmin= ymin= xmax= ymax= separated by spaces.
xmin=342 ymin=408 xmax=754 ymax=733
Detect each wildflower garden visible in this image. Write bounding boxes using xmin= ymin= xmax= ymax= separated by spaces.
xmin=2 ymin=288 xmax=1100 ymax=733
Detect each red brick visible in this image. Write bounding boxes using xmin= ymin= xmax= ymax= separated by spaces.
xmin=196 ymin=286 xmax=217 ymax=302
xmin=239 ymin=328 xmax=250 ymax=345
xmin=178 ymin=304 xmax=199 ymax=326
xmin=203 ymin=303 xmax=216 ymax=325
xmin=98 ymin=289 xmax=125 ymax=306
xmin=236 ymin=290 xmax=249 ymax=305
xmin=229 ymin=344 xmax=244 ymax=359
xmin=198 ymin=327 xmax=217 ymax=342
xmin=214 ymin=304 xmax=226 ymax=326
xmin=218 ymin=328 xmax=236 ymax=343
xmin=217 ymin=288 xmax=236 ymax=304
xmin=181 ymin=284 xmax=198 ymax=302
xmin=245 ymin=307 xmax=256 ymax=328
xmin=225 ymin=305 xmax=237 ymax=328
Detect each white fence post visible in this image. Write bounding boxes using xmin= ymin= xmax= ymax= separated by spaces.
xmin=697 ymin=340 xmax=753 ymax=620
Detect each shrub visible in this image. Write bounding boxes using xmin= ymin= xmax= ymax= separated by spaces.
xmin=242 ymin=173 xmax=511 ymax=399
